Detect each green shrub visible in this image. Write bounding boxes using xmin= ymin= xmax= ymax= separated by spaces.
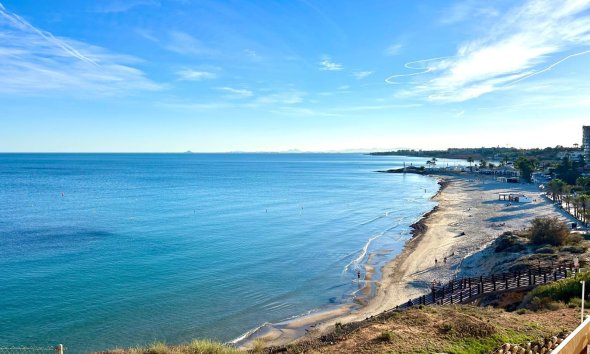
xmin=495 ymin=232 xmax=528 ymax=253
xmin=568 ymin=297 xmax=586 ymax=308
xmin=378 ymin=331 xmax=396 ymax=342
xmin=529 ymin=217 xmax=571 ymax=246
xmin=516 ymin=308 xmax=528 ymax=315
xmin=530 ymin=271 xmax=590 ymax=305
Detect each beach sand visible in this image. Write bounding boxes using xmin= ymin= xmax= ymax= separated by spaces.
xmin=237 ymin=174 xmax=571 ymax=349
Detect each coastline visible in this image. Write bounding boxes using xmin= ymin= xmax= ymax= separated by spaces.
xmin=235 ymin=174 xmax=447 ymax=349
xmin=237 ymin=174 xmax=565 ymax=350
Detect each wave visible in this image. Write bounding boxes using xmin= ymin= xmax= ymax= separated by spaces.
xmin=359 ymin=214 xmax=386 ymax=226
xmin=342 ymin=232 xmax=382 ymax=274
xmin=343 ymin=217 xmax=409 ymax=275
xmin=229 ymin=321 xmax=272 ymax=345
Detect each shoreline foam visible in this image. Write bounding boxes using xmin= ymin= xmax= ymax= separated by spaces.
xmin=234 ymin=175 xmax=445 ymax=349
xmin=236 ymin=173 xmax=568 ymax=350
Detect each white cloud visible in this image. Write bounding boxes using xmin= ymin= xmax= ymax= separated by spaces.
xmin=217 ymin=86 xmax=254 ymax=98
xmin=440 ymin=0 xmax=500 ymax=25
xmin=353 ymin=71 xmax=374 ymax=79
xmin=164 ymin=31 xmax=216 ymax=56
xmin=319 ymin=56 xmax=343 ymax=71
xmin=0 ymin=3 xmax=160 ymax=94
xmin=244 ymin=49 xmax=260 ymax=60
xmin=386 ymin=0 xmax=590 ymax=102
xmin=385 ymin=44 xmax=403 ymax=56
xmin=135 ymin=28 xmax=159 ymax=42
xmin=253 ymin=90 xmax=306 ymax=105
xmin=176 ymin=69 xmax=217 ymax=81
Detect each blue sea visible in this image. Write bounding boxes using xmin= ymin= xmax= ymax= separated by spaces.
xmin=0 ymin=154 xmax=460 ymax=352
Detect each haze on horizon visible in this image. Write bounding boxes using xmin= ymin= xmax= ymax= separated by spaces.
xmin=1 ymin=0 xmax=590 ymax=153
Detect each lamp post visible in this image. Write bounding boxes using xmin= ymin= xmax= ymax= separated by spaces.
xmin=581 ymin=280 xmax=586 ymax=324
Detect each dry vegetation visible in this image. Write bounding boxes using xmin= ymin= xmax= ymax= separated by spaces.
xmin=100 ymin=274 xmax=590 ymax=354
xmin=99 ymin=303 xmax=579 ymax=354
xmin=266 ymin=305 xmax=578 ymax=354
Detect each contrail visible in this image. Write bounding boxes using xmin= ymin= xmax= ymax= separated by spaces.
xmin=0 ymin=4 xmax=98 ymax=66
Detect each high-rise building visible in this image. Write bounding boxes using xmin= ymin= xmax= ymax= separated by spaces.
xmin=584 ymin=126 xmax=590 ymax=158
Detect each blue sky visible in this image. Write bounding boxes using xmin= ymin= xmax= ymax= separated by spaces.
xmin=1 ymin=0 xmax=590 ymax=152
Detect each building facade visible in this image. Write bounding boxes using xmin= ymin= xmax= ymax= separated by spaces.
xmin=584 ymin=126 xmax=590 ymax=158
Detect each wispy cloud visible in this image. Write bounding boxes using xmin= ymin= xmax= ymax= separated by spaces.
xmin=440 ymin=0 xmax=500 ymax=25
xmin=176 ymin=69 xmax=217 ymax=81
xmin=134 ymin=28 xmax=159 ymax=42
xmin=385 ymin=43 xmax=403 ymax=56
xmin=164 ymin=31 xmax=216 ymax=57
xmin=353 ymin=71 xmax=374 ymax=79
xmin=217 ymin=86 xmax=254 ymax=98
xmin=0 ymin=3 xmax=160 ymax=94
xmin=243 ymin=49 xmax=261 ymax=61
xmin=319 ymin=56 xmax=343 ymax=71
xmin=252 ymin=90 xmax=306 ymax=106
xmin=386 ymin=0 xmax=590 ymax=102
xmin=92 ymin=0 xmax=159 ymax=13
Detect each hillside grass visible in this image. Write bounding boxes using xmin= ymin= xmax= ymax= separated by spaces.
xmin=531 ymin=271 xmax=590 ymax=302
xmin=104 ymin=340 xmax=242 ymax=354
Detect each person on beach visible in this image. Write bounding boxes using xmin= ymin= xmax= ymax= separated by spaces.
xmin=357 ymin=270 xmax=361 ymax=281
xmin=443 ymin=257 xmax=447 ymax=263
xmin=435 ymin=258 xmax=438 ymax=265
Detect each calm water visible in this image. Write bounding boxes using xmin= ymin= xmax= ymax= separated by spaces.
xmin=0 ymin=154 xmax=458 ymax=352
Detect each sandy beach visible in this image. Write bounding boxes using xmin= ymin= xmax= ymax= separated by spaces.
xmin=352 ymin=175 xmax=571 ymax=315
xmin=238 ymin=174 xmax=573 ymax=349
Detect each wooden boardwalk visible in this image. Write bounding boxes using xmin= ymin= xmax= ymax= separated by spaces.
xmin=396 ymin=261 xmax=577 ymax=309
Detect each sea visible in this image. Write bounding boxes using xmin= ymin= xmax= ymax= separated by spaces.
xmin=0 ymin=153 xmax=462 ymax=352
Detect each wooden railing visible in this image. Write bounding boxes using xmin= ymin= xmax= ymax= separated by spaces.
xmin=395 ymin=261 xmax=577 ymax=310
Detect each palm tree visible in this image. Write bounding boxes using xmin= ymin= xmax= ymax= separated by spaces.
xmin=579 ymin=194 xmax=590 ymax=223
xmin=431 ymin=157 xmax=437 ymax=167
xmin=564 ymin=195 xmax=574 ymax=214
xmin=548 ymin=179 xmax=564 ymax=201
xmin=479 ymin=159 xmax=487 ymax=169
xmin=467 ymin=156 xmax=474 ymax=172
xmin=577 ymin=176 xmax=590 ymax=192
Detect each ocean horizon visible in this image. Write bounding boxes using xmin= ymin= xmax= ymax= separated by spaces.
xmin=0 ymin=153 xmax=462 ymax=352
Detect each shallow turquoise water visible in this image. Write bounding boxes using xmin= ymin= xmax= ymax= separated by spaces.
xmin=0 ymin=153 xmax=459 ymax=352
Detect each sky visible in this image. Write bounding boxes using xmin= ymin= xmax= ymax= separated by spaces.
xmin=1 ymin=0 xmax=590 ymax=152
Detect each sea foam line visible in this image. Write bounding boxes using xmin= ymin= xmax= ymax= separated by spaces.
xmin=343 ymin=217 xmax=406 ymax=274
xmin=229 ymin=322 xmax=272 ymax=345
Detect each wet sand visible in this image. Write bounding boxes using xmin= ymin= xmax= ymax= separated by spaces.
xmin=237 ymin=174 xmax=569 ymax=349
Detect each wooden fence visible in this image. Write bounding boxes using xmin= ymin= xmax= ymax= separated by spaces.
xmin=396 ymin=261 xmax=577 ymax=310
